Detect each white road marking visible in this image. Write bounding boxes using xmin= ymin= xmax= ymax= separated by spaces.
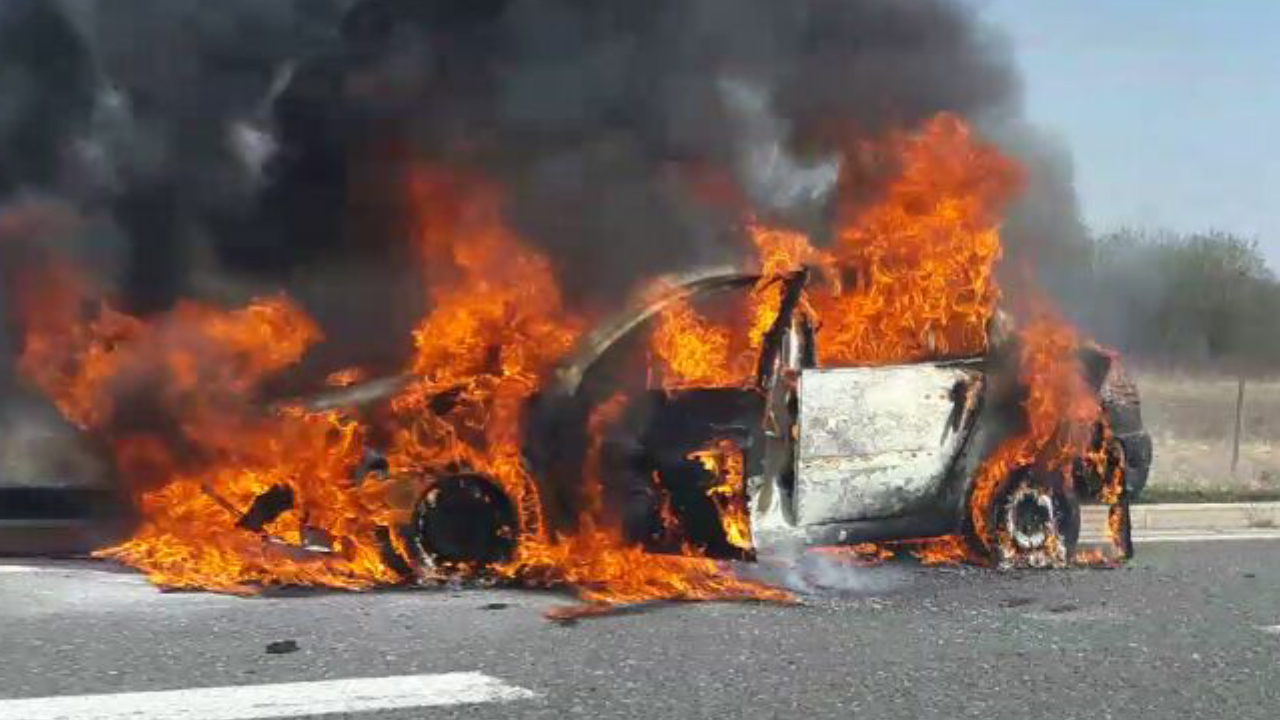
xmin=1260 ymin=625 xmax=1280 ymax=636
xmin=0 ymin=672 xmax=537 ymax=720
xmin=1080 ymin=531 xmax=1280 ymax=544
xmin=1135 ymin=531 xmax=1280 ymax=543
xmin=0 ymin=564 xmax=144 ymax=582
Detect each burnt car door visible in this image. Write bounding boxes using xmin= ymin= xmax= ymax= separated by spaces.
xmin=792 ymin=364 xmax=983 ymax=525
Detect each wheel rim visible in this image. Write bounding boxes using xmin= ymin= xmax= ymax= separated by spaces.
xmin=414 ymin=474 xmax=518 ymax=571
xmin=996 ymin=479 xmax=1070 ymax=569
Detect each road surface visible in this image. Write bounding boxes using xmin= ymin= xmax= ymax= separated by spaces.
xmin=1 ymin=540 xmax=1277 ymax=719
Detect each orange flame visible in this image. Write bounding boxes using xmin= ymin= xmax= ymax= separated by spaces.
xmin=11 ymin=109 xmax=1126 ymax=602
xmin=648 ymin=114 xmax=1018 ymax=389
xmin=812 ymin=113 xmax=1018 ymax=365
xmin=746 ymin=223 xmax=832 ymax=350
xmin=11 ymin=259 xmax=409 ymax=590
xmin=389 ymin=168 xmax=787 ymax=611
xmin=967 ymin=307 xmax=1103 ymax=548
xmin=689 ymin=438 xmax=752 ymax=552
xmin=647 ymin=224 xmax=829 ymax=391
xmin=899 ymin=535 xmax=982 ymax=566
xmin=520 ymin=395 xmax=790 ymax=616
xmin=650 ymin=299 xmax=740 ymax=389
xmin=97 ymin=407 xmax=403 ymax=593
xmin=387 ymin=167 xmax=584 ymax=546
xmin=21 ymin=294 xmax=318 ymax=432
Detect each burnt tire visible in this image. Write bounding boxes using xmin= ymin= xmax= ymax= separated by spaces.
xmin=413 ymin=473 xmax=518 ymax=569
xmin=991 ymin=469 xmax=1080 ymax=568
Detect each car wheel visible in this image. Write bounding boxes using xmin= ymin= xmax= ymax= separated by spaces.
xmin=991 ymin=469 xmax=1080 ymax=569
xmin=413 ymin=473 xmax=518 ymax=571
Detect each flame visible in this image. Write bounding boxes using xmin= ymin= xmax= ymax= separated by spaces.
xmin=967 ymin=306 xmax=1103 ymax=549
xmin=650 ymin=299 xmax=741 ymax=389
xmin=689 ymin=438 xmax=752 ymax=552
xmin=98 ymin=407 xmax=403 ymax=592
xmin=1073 ymin=436 xmax=1132 ymax=567
xmin=812 ymin=114 xmax=1018 ymax=365
xmin=1096 ymin=423 xmax=1127 ymax=507
xmin=9 ymin=163 xmax=793 ymax=610
xmin=386 ymin=167 xmax=585 ymax=547
xmin=1072 ymin=504 xmax=1130 ymax=568
xmin=653 ymin=471 xmax=684 ymax=541
xmin=646 ymin=114 xmax=1107 ymax=567
xmin=648 ymin=114 xmax=1018 ymax=388
xmin=389 ymin=169 xmax=786 ymax=611
xmin=13 ymin=261 xmax=408 ymax=590
xmin=648 ymin=223 xmax=829 ymax=391
xmin=11 ymin=109 xmax=1129 ymax=602
xmin=1107 ymin=504 xmax=1126 ymax=545
xmin=20 ymin=293 xmax=318 ymax=432
xmin=899 ymin=535 xmax=982 ymax=566
xmin=520 ymin=394 xmax=790 ymax=616
xmin=745 ymin=223 xmax=832 ymax=349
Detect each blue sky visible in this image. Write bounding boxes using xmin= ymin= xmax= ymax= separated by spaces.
xmin=974 ymin=1 xmax=1280 ymax=266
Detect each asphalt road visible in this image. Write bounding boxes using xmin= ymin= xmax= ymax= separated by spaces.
xmin=1 ymin=541 xmax=1277 ymax=720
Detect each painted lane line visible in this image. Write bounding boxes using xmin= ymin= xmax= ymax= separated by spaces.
xmin=0 ymin=565 xmax=145 ymax=583
xmin=1260 ymin=625 xmax=1280 ymax=635
xmin=1134 ymin=531 xmax=1280 ymax=543
xmin=0 ymin=672 xmax=537 ymax=720
xmin=1081 ymin=531 xmax=1280 ymax=544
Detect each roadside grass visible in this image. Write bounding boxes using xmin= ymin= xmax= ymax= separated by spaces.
xmin=1134 ymin=370 xmax=1280 ymax=504
xmin=1136 ymin=488 xmax=1280 ymax=505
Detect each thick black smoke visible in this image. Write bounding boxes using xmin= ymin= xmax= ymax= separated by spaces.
xmin=324 ymin=0 xmax=1022 ymax=308
xmin=1 ymin=0 xmax=1084 ymax=371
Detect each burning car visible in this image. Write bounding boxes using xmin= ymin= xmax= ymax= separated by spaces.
xmin=5 ymin=114 xmax=1151 ymax=609
xmin=342 ymin=264 xmax=1151 ymax=578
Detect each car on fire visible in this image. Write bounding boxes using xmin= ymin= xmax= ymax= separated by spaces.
xmin=1 ymin=266 xmax=1152 ymax=572
xmin=386 ymin=266 xmax=1152 ymax=572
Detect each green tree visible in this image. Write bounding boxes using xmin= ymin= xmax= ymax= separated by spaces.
xmin=1084 ymin=229 xmax=1280 ymax=372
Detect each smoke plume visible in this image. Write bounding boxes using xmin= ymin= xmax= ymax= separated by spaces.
xmin=1 ymin=0 xmax=1087 ymax=374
